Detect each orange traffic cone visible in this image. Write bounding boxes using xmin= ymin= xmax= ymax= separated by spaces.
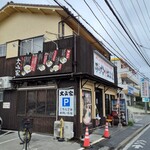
xmin=83 ymin=126 xmax=90 ymax=148
xmin=103 ymin=122 xmax=111 ymax=138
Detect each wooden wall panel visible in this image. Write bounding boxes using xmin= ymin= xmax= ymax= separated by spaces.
xmin=76 ymin=36 xmax=93 ymax=74
xmin=0 ymin=90 xmax=17 ymax=130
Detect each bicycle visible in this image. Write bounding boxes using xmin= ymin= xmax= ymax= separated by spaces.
xmin=18 ymin=118 xmax=32 ymax=150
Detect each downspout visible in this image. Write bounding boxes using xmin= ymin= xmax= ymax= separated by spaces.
xmin=58 ymin=16 xmax=71 ymax=39
xmin=74 ymin=35 xmax=77 ymax=73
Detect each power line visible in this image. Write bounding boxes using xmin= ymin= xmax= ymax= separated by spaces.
xmin=143 ymin=0 xmax=150 ymax=21
xmin=137 ymin=0 xmax=150 ymax=33
xmin=109 ymin=0 xmax=150 ymax=67
xmin=83 ymin=0 xmax=128 ymax=59
xmin=104 ymin=0 xmax=150 ymax=68
xmin=92 ymin=0 xmax=141 ymax=68
xmin=118 ymin=0 xmax=150 ymax=66
xmin=61 ymin=0 xmax=138 ymax=69
xmin=53 ymin=0 xmax=149 ymax=80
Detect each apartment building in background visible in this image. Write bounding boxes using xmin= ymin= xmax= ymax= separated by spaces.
xmin=111 ymin=57 xmax=140 ymax=106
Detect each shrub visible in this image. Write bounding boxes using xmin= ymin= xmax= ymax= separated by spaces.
xmin=128 ymin=120 xmax=134 ymax=126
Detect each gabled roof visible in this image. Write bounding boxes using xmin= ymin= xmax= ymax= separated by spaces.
xmin=0 ymin=1 xmax=62 ymax=21
xmin=0 ymin=2 xmax=111 ymax=57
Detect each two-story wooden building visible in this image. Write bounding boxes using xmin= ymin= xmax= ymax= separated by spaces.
xmin=0 ymin=2 xmax=119 ymax=139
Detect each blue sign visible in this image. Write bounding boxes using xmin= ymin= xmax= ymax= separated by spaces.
xmin=142 ymin=97 xmax=150 ymax=102
xmin=128 ymin=86 xmax=134 ymax=95
xmin=59 ymin=89 xmax=74 ymax=116
xmin=62 ymin=97 xmax=70 ymax=107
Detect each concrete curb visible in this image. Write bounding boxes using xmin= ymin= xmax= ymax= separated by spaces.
xmin=115 ymin=122 xmax=150 ymax=150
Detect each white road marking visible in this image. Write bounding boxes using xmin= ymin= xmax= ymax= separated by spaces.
xmin=123 ymin=125 xmax=150 ymax=149
xmin=0 ymin=137 xmax=18 ymax=145
xmin=77 ymin=137 xmax=105 ymax=150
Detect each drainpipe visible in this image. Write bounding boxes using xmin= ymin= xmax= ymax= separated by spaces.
xmin=73 ymin=35 xmax=77 ymax=73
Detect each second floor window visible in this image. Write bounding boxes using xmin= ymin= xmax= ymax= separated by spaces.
xmin=20 ymin=36 xmax=43 ymax=55
xmin=0 ymin=44 xmax=6 ymax=57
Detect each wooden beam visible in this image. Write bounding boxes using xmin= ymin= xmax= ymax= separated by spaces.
xmin=38 ymin=8 xmax=46 ymax=15
xmin=25 ymin=7 xmax=33 ymax=13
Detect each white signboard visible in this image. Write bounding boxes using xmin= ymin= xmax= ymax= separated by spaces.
xmin=3 ymin=102 xmax=10 ymax=109
xmin=140 ymin=78 xmax=149 ymax=97
xmin=59 ymin=89 xmax=74 ymax=116
xmin=94 ymin=52 xmax=114 ymax=83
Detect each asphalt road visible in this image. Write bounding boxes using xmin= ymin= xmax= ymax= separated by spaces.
xmin=88 ymin=114 xmax=150 ymax=150
xmin=123 ymin=124 xmax=150 ymax=150
xmin=0 ymin=113 xmax=150 ymax=150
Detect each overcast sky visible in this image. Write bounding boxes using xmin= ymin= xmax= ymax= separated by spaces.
xmin=1 ymin=0 xmax=150 ymax=81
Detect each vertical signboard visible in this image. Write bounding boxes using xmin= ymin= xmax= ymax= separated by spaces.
xmin=59 ymin=89 xmax=74 ymax=116
xmin=140 ymin=78 xmax=149 ymax=98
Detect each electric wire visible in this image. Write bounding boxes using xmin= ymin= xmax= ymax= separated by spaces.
xmin=85 ymin=0 xmax=145 ymax=75
xmin=143 ymin=0 xmax=150 ymax=21
xmin=119 ymin=0 xmax=150 ymax=66
xmin=110 ymin=0 xmax=150 ymax=64
xmin=83 ymin=0 xmax=130 ymax=61
xmin=137 ymin=0 xmax=150 ymax=33
xmin=129 ymin=0 xmax=150 ymax=64
xmin=53 ymin=0 xmax=149 ymax=80
xmin=57 ymin=0 xmax=125 ymax=57
xmin=92 ymin=0 xmax=141 ymax=68
xmin=104 ymin=0 xmax=150 ymax=68
xmin=61 ymin=0 xmax=137 ymax=69
xmin=109 ymin=0 xmax=150 ymax=69
xmin=109 ymin=0 xmax=136 ymax=44
xmin=64 ymin=0 xmax=147 ymax=79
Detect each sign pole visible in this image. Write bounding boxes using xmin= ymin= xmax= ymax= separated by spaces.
xmin=145 ymin=102 xmax=147 ymax=113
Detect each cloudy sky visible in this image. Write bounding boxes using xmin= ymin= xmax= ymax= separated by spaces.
xmin=1 ymin=0 xmax=150 ymax=81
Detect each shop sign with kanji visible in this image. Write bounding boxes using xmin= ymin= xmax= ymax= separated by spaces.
xmin=59 ymin=89 xmax=74 ymax=116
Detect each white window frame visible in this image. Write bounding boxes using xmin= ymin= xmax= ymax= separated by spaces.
xmin=0 ymin=44 xmax=6 ymax=57
xmin=20 ymin=36 xmax=43 ymax=55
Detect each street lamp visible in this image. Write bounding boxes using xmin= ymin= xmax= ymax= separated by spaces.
xmin=117 ymin=88 xmax=122 ymax=128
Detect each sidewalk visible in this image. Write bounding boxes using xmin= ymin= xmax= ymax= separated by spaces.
xmin=86 ymin=106 xmax=150 ymax=150
xmin=1 ymin=107 xmax=150 ymax=150
xmin=88 ymin=120 xmax=150 ymax=150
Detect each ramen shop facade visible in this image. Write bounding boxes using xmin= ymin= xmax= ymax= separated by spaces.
xmin=0 ymin=3 xmax=118 ymax=139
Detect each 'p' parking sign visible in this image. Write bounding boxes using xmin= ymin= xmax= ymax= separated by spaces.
xmin=62 ymin=98 xmax=70 ymax=107
xmin=59 ymin=89 xmax=74 ymax=116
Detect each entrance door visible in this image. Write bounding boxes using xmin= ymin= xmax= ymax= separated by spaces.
xmin=95 ymin=88 xmax=103 ymax=118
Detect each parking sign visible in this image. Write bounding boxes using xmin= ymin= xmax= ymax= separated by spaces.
xmin=59 ymin=89 xmax=74 ymax=116
xmin=62 ymin=98 xmax=70 ymax=107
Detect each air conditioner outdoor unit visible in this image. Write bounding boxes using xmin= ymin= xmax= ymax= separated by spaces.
xmin=54 ymin=121 xmax=61 ymax=138
xmin=64 ymin=121 xmax=74 ymax=140
xmin=0 ymin=76 xmax=13 ymax=89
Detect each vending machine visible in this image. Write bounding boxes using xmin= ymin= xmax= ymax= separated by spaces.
xmin=111 ymin=99 xmax=128 ymax=125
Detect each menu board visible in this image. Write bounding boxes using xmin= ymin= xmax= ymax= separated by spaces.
xmin=15 ymin=49 xmax=72 ymax=77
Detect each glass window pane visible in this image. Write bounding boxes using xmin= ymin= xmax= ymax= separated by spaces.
xmin=20 ymin=36 xmax=43 ymax=55
xmin=46 ymin=90 xmax=56 ymax=116
xmin=37 ymin=90 xmax=46 ymax=115
xmin=20 ymin=40 xmax=31 ymax=55
xmin=17 ymin=91 xmax=26 ymax=114
xmin=27 ymin=91 xmax=36 ymax=115
xmin=33 ymin=37 xmax=43 ymax=53
xmin=0 ymin=44 xmax=6 ymax=57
